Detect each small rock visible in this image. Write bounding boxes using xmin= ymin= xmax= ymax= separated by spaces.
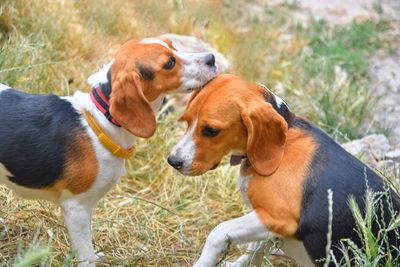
xmin=161 ymin=33 xmax=230 ymax=73
xmin=385 ymin=150 xmax=400 ymax=161
xmin=342 ymin=134 xmax=391 ymax=167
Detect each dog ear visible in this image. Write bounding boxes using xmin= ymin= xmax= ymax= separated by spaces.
xmin=159 ymin=36 xmax=176 ymax=50
xmin=241 ymin=102 xmax=288 ymax=176
xmin=110 ymin=70 xmax=156 ymax=138
xmin=178 ymin=90 xmax=201 ymax=122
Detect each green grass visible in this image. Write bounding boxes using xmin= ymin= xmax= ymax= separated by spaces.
xmin=0 ymin=0 xmax=398 ymax=266
xmin=309 ymin=184 xmax=400 ymax=267
xmin=337 ymin=188 xmax=400 ymax=267
xmin=304 ymin=20 xmax=387 ymax=81
xmin=294 ymin=20 xmax=390 ymax=140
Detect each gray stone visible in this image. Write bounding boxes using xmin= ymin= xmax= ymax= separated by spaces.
xmin=342 ymin=134 xmax=391 ymax=160
xmin=386 ymin=150 xmax=400 ymax=161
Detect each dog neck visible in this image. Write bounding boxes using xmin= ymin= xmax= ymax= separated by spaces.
xmin=90 ymin=83 xmax=121 ymax=127
xmin=73 ymin=90 xmax=164 ymax=150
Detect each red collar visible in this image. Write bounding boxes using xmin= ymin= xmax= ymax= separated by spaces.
xmin=90 ymin=87 xmax=121 ymax=127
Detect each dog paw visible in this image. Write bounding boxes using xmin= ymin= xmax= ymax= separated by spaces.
xmin=221 ymin=261 xmax=247 ymax=267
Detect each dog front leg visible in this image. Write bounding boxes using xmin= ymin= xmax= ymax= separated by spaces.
xmin=194 ymin=211 xmax=272 ymax=267
xmin=60 ymin=197 xmax=97 ymax=267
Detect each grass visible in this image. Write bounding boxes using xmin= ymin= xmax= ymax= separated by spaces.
xmin=0 ymin=0 xmax=399 ymax=266
xmin=296 ymin=20 xmax=390 ymax=140
xmin=328 ymin=186 xmax=400 ymax=267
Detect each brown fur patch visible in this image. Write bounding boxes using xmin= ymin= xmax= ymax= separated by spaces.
xmin=46 ymin=131 xmax=98 ymax=195
xmin=112 ymin=41 xmax=183 ymax=102
xmin=244 ymin=128 xmax=317 ymax=238
xmin=109 ymin=40 xmax=184 ymax=137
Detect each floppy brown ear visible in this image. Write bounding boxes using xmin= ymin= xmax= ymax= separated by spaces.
xmin=241 ymin=102 xmax=288 ymax=176
xmin=178 ymin=90 xmax=201 ymax=122
xmin=110 ymin=70 xmax=156 ymax=138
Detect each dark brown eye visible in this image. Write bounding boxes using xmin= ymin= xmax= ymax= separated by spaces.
xmin=163 ymin=57 xmax=176 ymax=70
xmin=202 ymin=126 xmax=220 ymax=137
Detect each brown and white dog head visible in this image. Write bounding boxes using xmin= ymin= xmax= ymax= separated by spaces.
xmin=87 ymin=36 xmax=218 ymax=138
xmin=168 ymin=74 xmax=293 ymax=176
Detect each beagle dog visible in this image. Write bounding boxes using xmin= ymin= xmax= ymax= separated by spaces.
xmin=168 ymin=74 xmax=400 ymax=266
xmin=0 ymin=36 xmax=217 ymax=266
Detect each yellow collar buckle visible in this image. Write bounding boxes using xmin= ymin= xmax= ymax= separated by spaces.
xmin=81 ymin=109 xmax=136 ymax=159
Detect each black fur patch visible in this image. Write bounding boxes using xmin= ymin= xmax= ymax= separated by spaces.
xmin=137 ymin=64 xmax=155 ymax=81
xmin=0 ymin=89 xmax=84 ymax=188
xmin=261 ymin=90 xmax=294 ymax=126
xmin=102 ymin=69 xmax=112 ymax=98
xmin=293 ymin=117 xmax=400 ymax=266
xmin=99 ymin=69 xmax=112 ymax=100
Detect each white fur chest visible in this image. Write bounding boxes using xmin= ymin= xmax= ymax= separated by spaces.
xmin=238 ymin=174 xmax=252 ymax=208
xmin=71 ymin=118 xmax=127 ymax=205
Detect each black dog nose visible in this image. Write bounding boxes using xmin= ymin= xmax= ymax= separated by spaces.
xmin=205 ymin=54 xmax=215 ymax=67
xmin=167 ymin=156 xmax=183 ymax=170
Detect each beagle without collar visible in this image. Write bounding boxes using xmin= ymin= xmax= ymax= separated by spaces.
xmin=168 ymin=74 xmax=400 ymax=267
xmin=0 ymin=36 xmax=217 ymax=266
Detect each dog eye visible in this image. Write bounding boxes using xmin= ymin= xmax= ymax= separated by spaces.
xmin=163 ymin=57 xmax=176 ymax=70
xmin=202 ymin=126 xmax=220 ymax=137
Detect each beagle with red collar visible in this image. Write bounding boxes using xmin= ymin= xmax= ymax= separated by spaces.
xmin=0 ymin=36 xmax=217 ymax=266
xmin=168 ymin=74 xmax=400 ymax=266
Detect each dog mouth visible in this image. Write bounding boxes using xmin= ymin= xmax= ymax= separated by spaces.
xmin=187 ymin=87 xmax=199 ymax=92
xmin=209 ymin=65 xmax=218 ymax=73
xmin=179 ymin=162 xmax=220 ymax=176
xmin=186 ymin=72 xmax=218 ymax=92
xmin=182 ymin=155 xmax=245 ymax=175
xmin=230 ymin=155 xmax=247 ymax=166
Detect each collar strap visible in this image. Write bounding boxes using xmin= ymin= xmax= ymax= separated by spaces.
xmin=90 ymin=87 xmax=121 ymax=127
xmin=81 ymin=109 xmax=135 ymax=159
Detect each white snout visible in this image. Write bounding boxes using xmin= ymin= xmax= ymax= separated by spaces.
xmin=168 ymin=118 xmax=198 ymax=174
xmin=175 ymin=52 xmax=218 ymax=93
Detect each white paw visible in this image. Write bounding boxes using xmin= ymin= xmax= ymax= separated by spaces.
xmin=220 ymin=262 xmax=237 ymax=267
xmin=193 ymin=260 xmax=215 ymax=267
xmin=221 ymin=261 xmax=247 ymax=267
xmin=77 ymin=261 xmax=96 ymax=267
xmin=220 ymin=253 xmax=254 ymax=267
